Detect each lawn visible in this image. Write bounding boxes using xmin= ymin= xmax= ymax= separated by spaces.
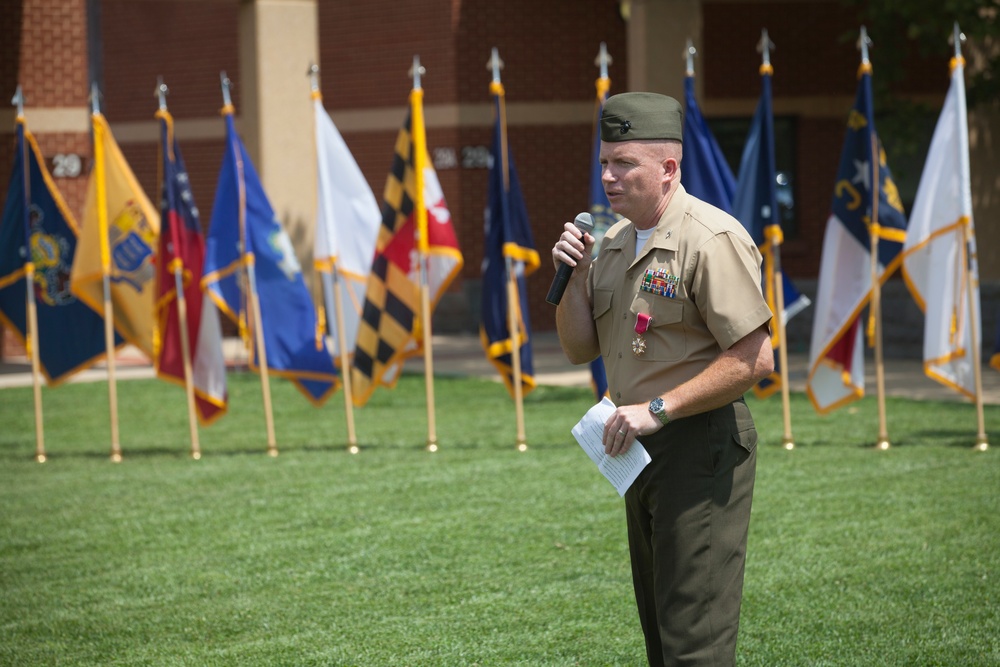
xmin=1 ymin=371 xmax=997 ymax=666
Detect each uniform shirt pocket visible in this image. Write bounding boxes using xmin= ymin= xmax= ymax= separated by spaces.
xmin=593 ymin=288 xmax=614 ymax=358
xmin=630 ymin=296 xmax=685 ymax=362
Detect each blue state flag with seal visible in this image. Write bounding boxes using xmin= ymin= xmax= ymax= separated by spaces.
xmin=0 ymin=117 xmax=119 ymax=384
xmin=203 ymin=111 xmax=338 ymax=404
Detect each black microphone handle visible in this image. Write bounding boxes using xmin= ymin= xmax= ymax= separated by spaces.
xmin=545 ymin=262 xmax=575 ymax=306
xmin=545 ymin=212 xmax=596 ymax=306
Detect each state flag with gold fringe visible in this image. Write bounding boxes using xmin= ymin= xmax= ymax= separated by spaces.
xmin=481 ymin=84 xmax=539 ymax=398
xmin=203 ymin=110 xmax=338 ymax=404
xmin=70 ymin=112 xmax=160 ymax=360
xmin=0 ymin=116 xmax=117 ymax=383
xmin=351 ymin=92 xmax=463 ymax=407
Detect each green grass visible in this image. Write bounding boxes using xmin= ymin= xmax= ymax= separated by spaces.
xmin=1 ymin=372 xmax=998 ymax=666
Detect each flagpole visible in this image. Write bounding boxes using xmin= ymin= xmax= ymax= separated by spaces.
xmin=309 ymin=64 xmax=359 ymax=454
xmin=222 ymin=72 xmax=278 ymax=456
xmin=948 ymin=24 xmax=989 ymax=452
xmin=409 ymin=56 xmax=440 ymax=453
xmin=155 ymin=80 xmax=201 ymax=459
xmin=489 ymin=49 xmax=527 ymax=451
xmin=756 ymin=30 xmax=796 ymax=449
xmin=858 ymin=28 xmax=891 ymax=451
xmin=13 ymin=88 xmax=46 ymax=463
xmin=90 ymin=84 xmax=123 ymax=462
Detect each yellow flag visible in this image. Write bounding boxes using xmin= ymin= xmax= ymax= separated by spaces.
xmin=70 ymin=113 xmax=160 ymax=358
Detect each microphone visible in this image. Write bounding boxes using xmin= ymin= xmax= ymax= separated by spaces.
xmin=546 ymin=212 xmax=596 ymax=306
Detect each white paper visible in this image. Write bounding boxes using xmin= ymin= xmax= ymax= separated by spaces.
xmin=571 ymin=396 xmax=652 ymax=496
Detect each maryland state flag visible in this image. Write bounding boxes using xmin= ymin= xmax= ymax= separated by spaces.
xmin=70 ymin=112 xmax=160 ymax=359
xmin=351 ymin=89 xmax=463 ymax=407
xmin=203 ymin=109 xmax=338 ymax=404
xmin=0 ymin=116 xmax=115 ymax=383
xmin=154 ymin=109 xmax=228 ymax=423
xmin=806 ymin=58 xmax=907 ymax=414
xmin=481 ymin=82 xmax=540 ymax=398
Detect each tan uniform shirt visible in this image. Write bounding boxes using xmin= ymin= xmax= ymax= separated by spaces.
xmin=588 ymin=184 xmax=772 ymax=406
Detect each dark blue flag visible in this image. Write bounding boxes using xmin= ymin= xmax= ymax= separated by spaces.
xmin=732 ymin=64 xmax=811 ymax=398
xmin=587 ymin=79 xmax=618 ymax=400
xmin=681 ymin=74 xmax=737 ymax=213
xmin=0 ymin=119 xmax=117 ymax=384
xmin=203 ymin=111 xmax=338 ymax=404
xmin=481 ymin=89 xmax=540 ymax=398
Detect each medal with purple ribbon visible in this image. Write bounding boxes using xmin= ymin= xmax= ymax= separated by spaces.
xmin=632 ymin=313 xmax=652 ymax=356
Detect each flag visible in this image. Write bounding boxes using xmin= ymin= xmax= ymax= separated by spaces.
xmin=154 ymin=108 xmax=227 ymax=424
xmin=586 ymin=74 xmax=618 ymax=400
xmin=992 ymin=313 xmax=1000 ymax=372
xmin=70 ymin=112 xmax=160 ymax=359
xmin=312 ymin=93 xmax=381 ymax=367
xmin=351 ymin=90 xmax=464 ymax=407
xmin=681 ymin=73 xmax=737 ymax=214
xmin=480 ymin=83 xmax=540 ymax=397
xmin=901 ymin=53 xmax=980 ymax=397
xmin=806 ymin=62 xmax=908 ymax=414
xmin=0 ymin=118 xmax=116 ymax=384
xmin=202 ymin=110 xmax=338 ymax=404
xmin=731 ymin=62 xmax=811 ymax=398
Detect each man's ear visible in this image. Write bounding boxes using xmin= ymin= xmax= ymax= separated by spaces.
xmin=662 ymin=155 xmax=680 ymax=183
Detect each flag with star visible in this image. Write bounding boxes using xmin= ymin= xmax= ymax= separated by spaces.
xmin=806 ymin=61 xmax=907 ymax=414
xmin=154 ymin=108 xmax=228 ymax=423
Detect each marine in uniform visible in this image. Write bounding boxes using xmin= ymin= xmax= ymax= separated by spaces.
xmin=551 ymin=92 xmax=774 ymax=667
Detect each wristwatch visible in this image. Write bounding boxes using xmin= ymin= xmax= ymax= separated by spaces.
xmin=649 ymin=397 xmax=670 ymax=426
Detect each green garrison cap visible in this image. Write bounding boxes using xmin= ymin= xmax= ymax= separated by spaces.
xmin=600 ymin=92 xmax=684 ymax=142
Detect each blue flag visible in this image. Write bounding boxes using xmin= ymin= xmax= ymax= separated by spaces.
xmin=587 ymin=79 xmax=619 ymax=400
xmin=681 ymin=74 xmax=737 ymax=213
xmin=731 ymin=65 xmax=810 ymax=398
xmin=481 ymin=88 xmax=540 ymax=398
xmin=807 ymin=62 xmax=908 ymax=414
xmin=0 ymin=119 xmax=118 ymax=384
xmin=203 ymin=112 xmax=338 ymax=404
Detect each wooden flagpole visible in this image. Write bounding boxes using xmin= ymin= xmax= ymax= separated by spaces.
xmin=857 ymin=29 xmax=891 ymax=451
xmin=410 ymin=56 xmax=439 ymax=453
xmin=91 ymin=84 xmax=123 ymax=462
xmin=222 ymin=72 xmax=277 ymax=456
xmin=309 ymin=64 xmax=359 ymax=454
xmin=490 ymin=48 xmax=528 ymax=451
xmin=156 ymin=81 xmax=201 ymax=459
xmin=13 ymin=88 xmax=46 ymax=462
xmin=757 ymin=31 xmax=796 ymax=450
xmin=952 ymin=24 xmax=989 ymax=452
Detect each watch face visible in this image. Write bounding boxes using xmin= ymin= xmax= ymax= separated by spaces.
xmin=650 ymin=397 xmax=664 ymax=412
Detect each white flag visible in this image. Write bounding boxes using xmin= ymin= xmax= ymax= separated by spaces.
xmin=313 ymin=96 xmax=381 ymax=364
xmin=902 ymin=56 xmax=980 ymax=398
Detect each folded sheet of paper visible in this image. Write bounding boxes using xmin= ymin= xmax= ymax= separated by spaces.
xmin=571 ymin=396 xmax=652 ymax=496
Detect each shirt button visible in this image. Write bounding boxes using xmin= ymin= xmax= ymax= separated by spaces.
xmin=617 ymin=352 xmax=622 ymax=358
xmin=616 ymin=392 xmax=621 ymax=399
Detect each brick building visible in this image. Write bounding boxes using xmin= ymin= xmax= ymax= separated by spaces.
xmin=2 ymin=0 xmax=998 ymax=360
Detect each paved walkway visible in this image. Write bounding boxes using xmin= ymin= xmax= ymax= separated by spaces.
xmin=2 ymin=332 xmax=999 ymax=404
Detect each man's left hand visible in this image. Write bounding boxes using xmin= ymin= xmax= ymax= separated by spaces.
xmin=602 ymin=403 xmax=663 ymax=457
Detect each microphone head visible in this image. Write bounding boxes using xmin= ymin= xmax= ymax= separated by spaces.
xmin=574 ymin=212 xmax=596 ymax=234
